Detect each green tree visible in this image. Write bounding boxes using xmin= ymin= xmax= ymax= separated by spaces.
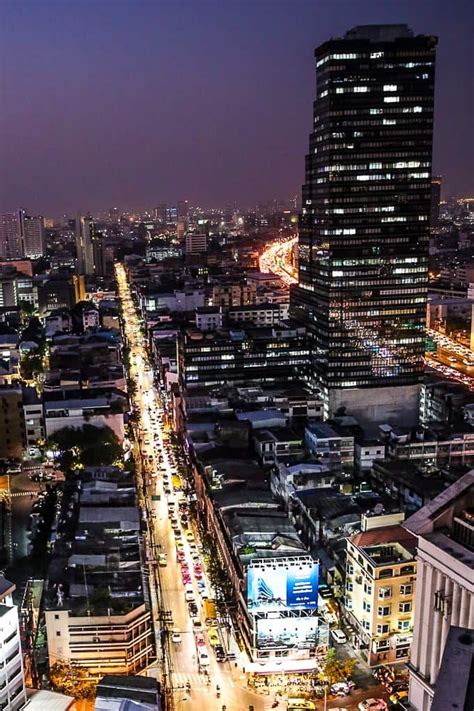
xmin=318 ymin=648 xmax=356 ymax=686
xmin=49 ymin=661 xmax=96 ymax=699
xmin=47 ymin=424 xmax=122 ymax=471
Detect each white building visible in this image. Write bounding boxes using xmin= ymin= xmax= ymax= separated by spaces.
xmin=195 ymin=307 xmax=223 ymax=331
xmin=404 ymin=471 xmax=474 ymax=710
xmin=23 ymin=386 xmax=45 ymax=450
xmin=44 ymin=394 xmax=126 ymax=441
xmin=0 ymin=576 xmax=27 ymax=710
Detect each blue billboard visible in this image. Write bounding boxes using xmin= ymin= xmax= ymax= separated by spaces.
xmin=247 ymin=560 xmax=319 ymax=613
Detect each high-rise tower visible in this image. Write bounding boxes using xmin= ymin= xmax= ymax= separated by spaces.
xmin=291 ymin=25 xmax=437 ymax=425
xmin=75 ymin=215 xmax=95 ymax=276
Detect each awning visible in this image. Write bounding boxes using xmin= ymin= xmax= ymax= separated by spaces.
xmin=248 ymin=658 xmax=317 ymax=674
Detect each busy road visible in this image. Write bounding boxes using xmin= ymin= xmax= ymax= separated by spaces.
xmin=115 ymin=264 xmax=273 ymax=711
xmin=259 ymin=237 xmax=298 ymax=285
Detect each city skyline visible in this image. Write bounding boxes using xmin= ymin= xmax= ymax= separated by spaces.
xmin=1 ymin=0 xmax=473 ymax=215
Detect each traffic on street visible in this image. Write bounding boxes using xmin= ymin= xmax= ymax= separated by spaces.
xmin=115 ymin=263 xmax=275 ymax=711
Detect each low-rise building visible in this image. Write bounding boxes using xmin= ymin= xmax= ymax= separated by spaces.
xmin=344 ymin=521 xmax=417 ymax=667
xmin=44 ymin=391 xmax=126 ymax=441
xmin=45 ymin=467 xmax=154 ymax=677
xmin=305 ymin=422 xmax=355 ymax=473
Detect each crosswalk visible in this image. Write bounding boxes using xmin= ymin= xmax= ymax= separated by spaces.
xmin=171 ymin=671 xmax=235 ymax=690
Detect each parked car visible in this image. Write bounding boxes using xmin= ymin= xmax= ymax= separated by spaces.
xmin=331 ymin=629 xmax=347 ymax=644
xmin=358 ymin=699 xmax=388 ymax=711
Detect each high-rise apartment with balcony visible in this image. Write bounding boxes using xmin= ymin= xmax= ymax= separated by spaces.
xmin=291 ymin=25 xmax=437 ymax=425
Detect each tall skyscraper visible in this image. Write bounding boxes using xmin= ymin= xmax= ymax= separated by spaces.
xmin=75 ymin=215 xmax=95 ymax=275
xmin=291 ymin=25 xmax=437 ymax=424
xmin=0 ymin=211 xmax=25 ymax=259
xmin=23 ymin=214 xmax=45 ymax=258
xmin=430 ymin=175 xmax=442 ymax=228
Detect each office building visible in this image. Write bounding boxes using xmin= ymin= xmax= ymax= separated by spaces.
xmin=430 ymin=176 xmax=442 ymax=228
xmin=0 ymin=575 xmax=27 ymax=710
xmin=185 ymin=232 xmax=207 ymax=254
xmin=153 ymin=204 xmax=167 ymax=223
xmin=178 ymin=323 xmax=309 ymax=388
xmin=404 ymin=471 xmax=474 ymax=710
xmin=177 ymin=199 xmax=188 ymax=220
xmin=0 ymin=211 xmax=24 ymax=259
xmin=75 ymin=215 xmax=95 ymax=275
xmin=291 ymin=25 xmax=437 ymax=425
xmin=23 ymin=214 xmax=45 ymax=258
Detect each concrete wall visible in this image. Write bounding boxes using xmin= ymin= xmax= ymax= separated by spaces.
xmin=329 ymin=384 xmax=420 ymax=427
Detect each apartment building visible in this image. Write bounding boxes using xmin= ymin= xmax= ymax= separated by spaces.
xmin=44 ymin=391 xmax=126 ymax=441
xmin=404 ymin=471 xmax=474 ymax=711
xmin=45 ymin=468 xmax=154 ymax=677
xmin=0 ymin=576 xmax=27 ymax=710
xmin=0 ymin=385 xmax=25 ymax=459
xmin=305 ymin=422 xmax=355 ymax=473
xmin=344 ymin=520 xmax=417 ymax=667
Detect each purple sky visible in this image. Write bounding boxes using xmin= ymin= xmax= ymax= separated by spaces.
xmin=0 ymin=0 xmax=473 ymax=216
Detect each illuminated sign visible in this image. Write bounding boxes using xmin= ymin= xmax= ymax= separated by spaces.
xmin=256 ymin=617 xmax=327 ymax=650
xmin=247 ymin=559 xmax=319 ymax=613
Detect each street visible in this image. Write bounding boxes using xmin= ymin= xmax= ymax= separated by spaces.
xmin=116 ymin=264 xmax=274 ymax=711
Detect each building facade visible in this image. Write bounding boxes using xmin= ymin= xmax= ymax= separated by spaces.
xmin=0 ymin=576 xmax=27 ymax=710
xmin=0 ymin=211 xmax=24 ymax=259
xmin=291 ymin=25 xmax=437 ymax=424
xmin=23 ymin=215 xmax=45 ymax=259
xmin=404 ymin=472 xmax=474 ymax=711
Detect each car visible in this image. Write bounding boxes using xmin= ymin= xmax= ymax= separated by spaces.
xmin=171 ymin=631 xmax=182 ymax=643
xmin=389 ymin=690 xmax=408 ymax=704
xmin=174 ymin=530 xmax=182 ymax=540
xmin=208 ymin=628 xmax=219 ymax=646
xmin=185 ymin=531 xmax=194 ymax=542
xmin=358 ymin=699 xmax=388 ymax=711
xmin=175 ymin=541 xmax=184 ymax=551
xmin=158 ymin=553 xmax=167 ymax=567
xmin=197 ymin=649 xmax=210 ymax=667
xmin=195 ymin=632 xmax=205 ymax=646
xmin=448 ymin=356 xmax=457 ymax=362
xmin=188 ymin=543 xmax=197 ymax=553
xmin=331 ymin=629 xmax=347 ymax=644
xmin=177 ymin=550 xmax=186 ymax=561
xmin=185 ymin=589 xmax=195 ymax=602
xmin=182 ymin=574 xmax=191 ymax=585
xmin=215 ymin=644 xmax=226 ymax=661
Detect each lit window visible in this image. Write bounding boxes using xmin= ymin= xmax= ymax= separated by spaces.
xmin=383 ymin=84 xmax=397 ymax=91
xmin=384 ymin=96 xmax=399 ymax=103
xmin=353 ymin=86 xmax=368 ymax=93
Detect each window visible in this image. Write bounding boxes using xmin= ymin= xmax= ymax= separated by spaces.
xmin=376 ymin=639 xmax=390 ymax=650
xmin=378 ymin=605 xmax=391 ymax=617
xmin=378 ymin=587 xmax=392 ymax=599
xmin=362 ymin=620 xmax=371 ymax=630
xmin=400 ymin=584 xmax=413 ymax=595
xmin=377 ymin=623 xmax=389 ymax=635
xmin=54 ymin=614 xmax=60 ymax=620
xmin=399 ymin=602 xmax=412 ymax=613
xmin=363 ymin=582 xmax=372 ymax=595
xmin=56 ymin=631 xmax=61 ymax=637
xmin=346 ymin=582 xmax=353 ymax=592
xmin=398 ymin=619 xmax=411 ymax=631
xmin=383 ymin=84 xmax=397 ymax=92
xmin=363 ymin=601 xmax=371 ymax=613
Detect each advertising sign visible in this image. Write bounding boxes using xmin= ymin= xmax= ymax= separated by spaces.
xmin=256 ymin=617 xmax=319 ymax=650
xmin=247 ymin=560 xmax=319 ymax=613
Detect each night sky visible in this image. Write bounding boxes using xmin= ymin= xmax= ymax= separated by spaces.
xmin=0 ymin=0 xmax=472 ymax=216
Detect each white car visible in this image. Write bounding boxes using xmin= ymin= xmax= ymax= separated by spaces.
xmin=197 ymin=649 xmax=210 ymax=667
xmin=172 ymin=631 xmax=182 ymax=643
xmin=331 ymin=629 xmax=347 ymax=644
xmin=358 ymin=699 xmax=387 ymax=711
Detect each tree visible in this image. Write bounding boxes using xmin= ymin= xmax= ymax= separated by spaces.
xmin=49 ymin=661 xmax=96 ymax=699
xmin=318 ymin=648 xmax=356 ymax=686
xmin=47 ymin=424 xmax=122 ymax=471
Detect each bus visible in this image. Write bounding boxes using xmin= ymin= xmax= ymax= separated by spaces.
xmin=287 ymin=700 xmax=316 ymax=710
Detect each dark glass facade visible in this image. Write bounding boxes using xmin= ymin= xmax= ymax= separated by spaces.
xmin=291 ymin=25 xmax=437 ymax=406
